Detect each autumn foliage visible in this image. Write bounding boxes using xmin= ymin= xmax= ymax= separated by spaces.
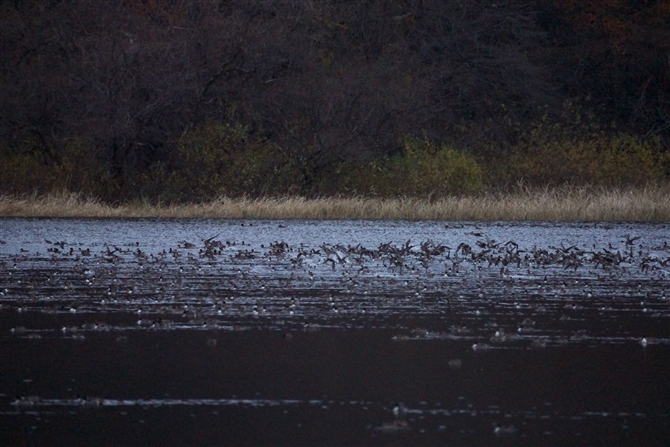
xmin=1 ymin=0 xmax=668 ymax=201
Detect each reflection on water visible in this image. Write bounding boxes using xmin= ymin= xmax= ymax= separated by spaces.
xmin=1 ymin=219 xmax=669 ymax=446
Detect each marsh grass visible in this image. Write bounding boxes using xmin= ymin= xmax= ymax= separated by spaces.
xmin=1 ymin=185 xmax=668 ymax=221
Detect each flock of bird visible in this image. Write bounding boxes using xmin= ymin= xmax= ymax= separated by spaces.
xmin=2 ymin=230 xmax=669 ymax=435
xmin=2 ymin=231 xmax=667 ymax=332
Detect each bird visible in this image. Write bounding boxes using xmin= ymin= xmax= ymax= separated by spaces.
xmin=393 ymin=402 xmax=408 ymax=420
xmin=493 ymin=423 xmax=518 ymax=435
xmin=472 ymin=342 xmax=491 ymax=351
xmin=624 ymin=235 xmax=641 ymax=246
xmin=12 ymin=396 xmax=40 ymax=407
xmin=81 ymin=396 xmax=103 ymax=407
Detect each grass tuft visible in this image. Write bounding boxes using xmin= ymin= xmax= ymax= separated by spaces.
xmin=1 ymin=185 xmax=668 ymax=221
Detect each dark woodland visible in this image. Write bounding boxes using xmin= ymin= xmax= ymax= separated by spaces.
xmin=1 ymin=0 xmax=669 ymax=201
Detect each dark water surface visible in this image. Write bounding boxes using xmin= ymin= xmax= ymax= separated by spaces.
xmin=1 ymin=219 xmax=669 ymax=446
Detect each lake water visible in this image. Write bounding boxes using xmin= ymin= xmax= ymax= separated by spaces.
xmin=1 ymin=219 xmax=669 ymax=446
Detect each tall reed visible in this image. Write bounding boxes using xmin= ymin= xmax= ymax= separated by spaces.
xmin=1 ymin=185 xmax=668 ymax=221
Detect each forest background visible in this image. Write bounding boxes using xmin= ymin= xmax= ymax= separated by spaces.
xmin=1 ymin=0 xmax=669 ymax=204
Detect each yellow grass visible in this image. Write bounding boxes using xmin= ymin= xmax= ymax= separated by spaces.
xmin=0 ymin=185 xmax=668 ymax=221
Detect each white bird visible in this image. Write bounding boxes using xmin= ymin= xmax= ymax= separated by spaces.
xmin=393 ymin=402 xmax=408 ymax=419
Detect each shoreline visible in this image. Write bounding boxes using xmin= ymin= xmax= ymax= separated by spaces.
xmin=1 ymin=186 xmax=669 ymax=221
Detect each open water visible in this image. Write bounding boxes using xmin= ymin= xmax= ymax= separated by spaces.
xmin=1 ymin=219 xmax=669 ymax=446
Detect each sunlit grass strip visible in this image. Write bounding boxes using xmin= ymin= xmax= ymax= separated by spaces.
xmin=0 ymin=185 xmax=668 ymax=221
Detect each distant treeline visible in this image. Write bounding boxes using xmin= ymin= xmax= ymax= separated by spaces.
xmin=1 ymin=0 xmax=669 ymax=202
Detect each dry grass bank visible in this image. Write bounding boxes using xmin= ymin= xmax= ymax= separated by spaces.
xmin=1 ymin=185 xmax=668 ymax=221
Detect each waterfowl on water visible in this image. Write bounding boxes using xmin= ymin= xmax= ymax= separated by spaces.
xmin=393 ymin=402 xmax=408 ymax=419
xmin=81 ymin=396 xmax=103 ymax=407
xmin=376 ymin=419 xmax=410 ymax=432
xmin=530 ymin=339 xmax=547 ymax=349
xmin=472 ymin=342 xmax=492 ymax=351
xmin=493 ymin=423 xmax=518 ymax=435
xmin=12 ymin=396 xmax=41 ymax=407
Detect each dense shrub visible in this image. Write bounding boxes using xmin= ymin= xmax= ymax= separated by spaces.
xmin=1 ymin=118 xmax=666 ymax=202
xmin=0 ymin=143 xmax=59 ymax=195
xmin=332 ymin=138 xmax=484 ymax=198
xmin=501 ymin=131 xmax=669 ymax=187
xmin=0 ymin=139 xmax=109 ymax=196
xmin=169 ymin=122 xmax=301 ymax=201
